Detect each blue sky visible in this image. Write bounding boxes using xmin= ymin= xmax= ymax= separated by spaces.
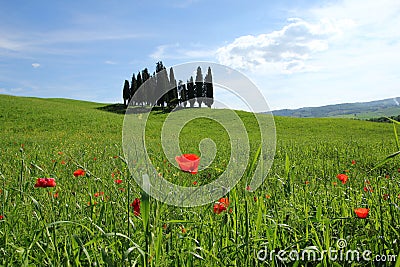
xmin=1 ymin=0 xmax=399 ymax=110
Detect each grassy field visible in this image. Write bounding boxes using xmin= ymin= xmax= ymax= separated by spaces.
xmin=0 ymin=94 xmax=399 ymax=266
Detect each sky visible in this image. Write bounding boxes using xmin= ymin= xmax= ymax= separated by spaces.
xmin=1 ymin=0 xmax=400 ymax=110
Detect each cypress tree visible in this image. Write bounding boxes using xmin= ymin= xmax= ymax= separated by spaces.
xmin=142 ymin=68 xmax=151 ymax=105
xmin=195 ymin=66 xmax=204 ymax=107
xmin=187 ymin=76 xmax=195 ymax=108
xmin=204 ymin=66 xmax=214 ymax=108
xmin=136 ymin=72 xmax=143 ymax=106
xmin=155 ymin=61 xmax=168 ymax=108
xmin=168 ymin=67 xmax=178 ymax=108
xmin=178 ymin=80 xmax=188 ymax=107
xmin=130 ymin=73 xmax=137 ymax=105
xmin=123 ymin=80 xmax=130 ymax=107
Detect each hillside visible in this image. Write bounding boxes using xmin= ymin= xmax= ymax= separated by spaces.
xmin=272 ymin=97 xmax=400 ymax=118
xmin=0 ymin=94 xmax=395 ymax=147
xmin=0 ymin=94 xmax=399 ymax=266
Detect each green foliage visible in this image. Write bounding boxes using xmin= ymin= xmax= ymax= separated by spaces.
xmin=0 ymin=95 xmax=399 ymax=266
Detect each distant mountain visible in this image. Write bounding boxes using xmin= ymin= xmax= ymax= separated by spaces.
xmin=271 ymin=97 xmax=400 ymax=119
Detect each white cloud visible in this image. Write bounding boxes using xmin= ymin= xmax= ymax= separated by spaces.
xmin=216 ymin=17 xmax=354 ymax=74
xmin=213 ymin=0 xmax=400 ymax=110
xmin=150 ymin=43 xmax=216 ymax=60
xmin=105 ymin=60 xmax=117 ymax=65
xmin=31 ymin=63 xmax=41 ymax=68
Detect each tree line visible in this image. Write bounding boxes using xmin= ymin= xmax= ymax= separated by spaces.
xmin=123 ymin=61 xmax=214 ymax=109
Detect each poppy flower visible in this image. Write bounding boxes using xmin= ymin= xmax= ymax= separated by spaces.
xmin=180 ymin=225 xmax=187 ymax=234
xmin=333 ymin=182 xmax=338 ymax=186
xmin=130 ymin=198 xmax=140 ymax=216
xmin=305 ymin=181 xmax=310 ymax=185
xmin=363 ymin=186 xmax=373 ymax=193
xmin=175 ymin=154 xmax=200 ymax=174
xmin=94 ymin=192 xmax=104 ymax=198
xmin=246 ymin=185 xmax=251 ymax=191
xmin=213 ymin=197 xmax=229 ymax=214
xmin=351 ymin=160 xmax=356 ymax=165
xmin=34 ymin=178 xmax=56 ymax=188
xmin=337 ymin=174 xmax=348 ymax=184
xmin=57 ymin=151 xmax=63 ymax=155
xmin=213 ymin=202 xmax=227 ymax=214
xmin=60 ymin=160 xmax=66 ymax=165
xmin=354 ymin=208 xmax=369 ymax=219
xmin=219 ymin=197 xmax=229 ymax=207
xmin=383 ymin=194 xmax=389 ymax=201
xmin=88 ymin=201 xmax=97 ymax=206
xmin=114 ymin=179 xmax=123 ymax=184
xmin=266 ymin=194 xmax=271 ymax=199
xmin=73 ymin=169 xmax=85 ymax=177
xmin=193 ymin=181 xmax=198 ymax=186
xmin=0 ymin=215 xmax=3 ymax=220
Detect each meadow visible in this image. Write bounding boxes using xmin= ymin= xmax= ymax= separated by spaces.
xmin=0 ymin=94 xmax=399 ymax=266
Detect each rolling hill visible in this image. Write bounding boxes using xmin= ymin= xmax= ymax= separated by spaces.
xmin=272 ymin=97 xmax=400 ymax=119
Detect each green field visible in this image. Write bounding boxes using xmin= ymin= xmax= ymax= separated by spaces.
xmin=0 ymin=94 xmax=399 ymax=266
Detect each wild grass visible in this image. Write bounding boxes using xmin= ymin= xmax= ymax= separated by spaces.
xmin=0 ymin=94 xmax=399 ymax=266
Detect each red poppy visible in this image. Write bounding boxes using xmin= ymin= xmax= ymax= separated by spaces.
xmin=193 ymin=181 xmax=198 ymax=186
xmin=398 ymin=168 xmax=400 ymax=173
xmin=219 ymin=197 xmax=229 ymax=207
xmin=266 ymin=194 xmax=271 ymax=199
xmin=130 ymin=198 xmax=140 ymax=216
xmin=60 ymin=160 xmax=66 ymax=165
xmin=213 ymin=202 xmax=227 ymax=214
xmin=73 ymin=169 xmax=85 ymax=177
xmin=94 ymin=192 xmax=104 ymax=198
xmin=34 ymin=178 xmax=56 ymax=188
xmin=175 ymin=154 xmax=200 ymax=174
xmin=114 ymin=179 xmax=123 ymax=184
xmin=354 ymin=208 xmax=369 ymax=219
xmin=58 ymin=151 xmax=63 ymax=155
xmin=305 ymin=181 xmax=310 ymax=184
xmin=351 ymin=160 xmax=356 ymax=165
xmin=333 ymin=182 xmax=338 ymax=186
xmin=383 ymin=194 xmax=389 ymax=201
xmin=180 ymin=226 xmax=187 ymax=234
xmin=363 ymin=186 xmax=373 ymax=193
xmin=213 ymin=197 xmax=229 ymax=214
xmin=93 ymin=157 xmax=97 ymax=161
xmin=0 ymin=215 xmax=3 ymax=220
xmin=246 ymin=185 xmax=251 ymax=191
xmin=337 ymin=174 xmax=348 ymax=184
